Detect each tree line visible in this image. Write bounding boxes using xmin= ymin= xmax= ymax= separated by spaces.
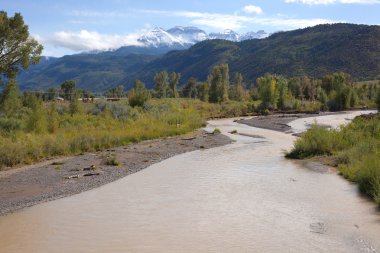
xmin=123 ymin=64 xmax=379 ymax=112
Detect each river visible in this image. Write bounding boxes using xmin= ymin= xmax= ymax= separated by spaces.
xmin=0 ymin=111 xmax=379 ymax=253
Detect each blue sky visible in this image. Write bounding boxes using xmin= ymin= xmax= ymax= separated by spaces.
xmin=2 ymin=0 xmax=380 ymax=56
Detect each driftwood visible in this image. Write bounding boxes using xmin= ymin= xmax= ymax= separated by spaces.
xmin=83 ymin=165 xmax=96 ymax=171
xmin=64 ymin=172 xmax=101 ymax=179
xmin=181 ymin=137 xmax=196 ymax=141
xmin=65 ymin=175 xmax=80 ymax=179
xmin=83 ymin=172 xmax=100 ymax=177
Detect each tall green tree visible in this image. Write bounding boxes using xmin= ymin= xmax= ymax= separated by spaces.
xmin=60 ymin=80 xmax=76 ymax=101
xmin=257 ymin=74 xmax=279 ymax=110
xmin=0 ymin=79 xmax=22 ymax=117
xmin=197 ymin=82 xmax=210 ymax=102
xmin=276 ymin=76 xmax=289 ymax=110
xmin=168 ymin=72 xmax=180 ymax=98
xmin=229 ymin=72 xmax=245 ymax=101
xmin=220 ymin=64 xmax=230 ymax=102
xmin=318 ymin=89 xmax=328 ymax=111
xmin=0 ymin=11 xmax=42 ymax=82
xmin=128 ymin=80 xmax=151 ymax=107
xmin=182 ymin=78 xmax=198 ymax=99
xmin=154 ymin=71 xmax=169 ymax=98
xmin=208 ymin=64 xmax=229 ymax=103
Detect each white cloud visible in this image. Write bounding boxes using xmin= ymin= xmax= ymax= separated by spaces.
xmin=134 ymin=9 xmax=340 ymax=30
xmin=243 ymin=5 xmax=263 ymax=14
xmin=166 ymin=11 xmax=340 ymax=30
xmin=43 ymin=30 xmax=143 ymax=52
xmin=285 ymin=0 xmax=380 ymax=4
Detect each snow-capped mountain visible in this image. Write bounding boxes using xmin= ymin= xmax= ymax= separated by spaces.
xmin=240 ymin=30 xmax=269 ymax=40
xmin=166 ymin=26 xmax=208 ymax=44
xmin=137 ymin=27 xmax=185 ymax=48
xmin=209 ymin=29 xmax=240 ymax=41
xmin=137 ymin=26 xmax=269 ymax=48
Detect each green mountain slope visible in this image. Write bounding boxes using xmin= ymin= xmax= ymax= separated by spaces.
xmin=138 ymin=23 xmax=380 ymax=85
xmin=18 ymin=23 xmax=380 ymax=92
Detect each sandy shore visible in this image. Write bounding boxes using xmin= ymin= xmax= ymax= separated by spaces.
xmin=0 ymin=131 xmax=232 ymax=215
xmin=237 ymin=112 xmax=338 ymax=133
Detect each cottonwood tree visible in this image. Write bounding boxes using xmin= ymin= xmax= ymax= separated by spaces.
xmin=209 ymin=64 xmax=229 ymax=103
xmin=257 ymin=74 xmax=279 ymax=110
xmin=60 ymin=80 xmax=76 ymax=101
xmin=229 ymin=72 xmax=245 ymax=101
xmin=182 ymin=77 xmax=198 ymax=99
xmin=197 ymin=82 xmax=209 ymax=102
xmin=168 ymin=72 xmax=180 ymax=98
xmin=154 ymin=71 xmax=169 ymax=98
xmin=0 ymin=11 xmax=42 ymax=83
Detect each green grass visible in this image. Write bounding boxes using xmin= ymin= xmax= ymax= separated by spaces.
xmin=286 ymin=114 xmax=380 ymax=205
xmin=0 ymin=99 xmax=206 ymax=168
xmin=0 ymin=98 xmax=257 ymax=169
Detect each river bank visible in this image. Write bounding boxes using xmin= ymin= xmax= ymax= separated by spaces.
xmin=236 ymin=112 xmax=339 ymax=133
xmin=0 ymin=130 xmax=231 ymax=215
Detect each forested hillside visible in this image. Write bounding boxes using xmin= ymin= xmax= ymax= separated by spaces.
xmin=17 ymin=23 xmax=380 ymax=92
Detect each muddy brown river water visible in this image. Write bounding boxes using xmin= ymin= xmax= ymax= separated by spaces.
xmin=0 ymin=112 xmax=379 ymax=253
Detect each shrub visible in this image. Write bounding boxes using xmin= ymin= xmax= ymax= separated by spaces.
xmin=213 ymin=128 xmax=221 ymax=134
xmin=103 ymin=153 xmax=120 ymax=166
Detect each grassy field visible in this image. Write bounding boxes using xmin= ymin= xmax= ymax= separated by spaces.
xmin=0 ymin=98 xmax=258 ymax=169
xmin=286 ymin=114 xmax=380 ymax=205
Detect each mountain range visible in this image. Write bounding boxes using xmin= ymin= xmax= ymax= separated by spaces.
xmin=133 ymin=26 xmax=268 ymax=49
xmin=17 ymin=23 xmax=380 ymax=92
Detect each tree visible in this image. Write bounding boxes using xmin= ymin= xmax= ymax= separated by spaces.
xmin=208 ymin=64 xmax=229 ymax=103
xmin=376 ymin=89 xmax=380 ymax=111
xmin=0 ymin=79 xmax=22 ymax=117
xmin=276 ymin=76 xmax=289 ymax=110
xmin=60 ymin=80 xmax=76 ymax=101
xmin=257 ymin=74 xmax=279 ymax=110
xmin=128 ymin=80 xmax=151 ymax=107
xmin=25 ymin=93 xmax=47 ymax=134
xmin=44 ymin=87 xmax=58 ymax=101
xmin=220 ymin=64 xmax=230 ymax=102
xmin=0 ymin=12 xmax=43 ymax=82
xmin=182 ymin=78 xmax=198 ymax=99
xmin=197 ymin=82 xmax=209 ymax=102
xmin=154 ymin=71 xmax=169 ymax=98
xmin=168 ymin=72 xmax=180 ymax=98
xmin=229 ymin=72 xmax=245 ymax=101
xmin=318 ymin=89 xmax=328 ymax=111
xmin=104 ymin=85 xmax=126 ymax=98
xmin=288 ymin=77 xmax=303 ymax=99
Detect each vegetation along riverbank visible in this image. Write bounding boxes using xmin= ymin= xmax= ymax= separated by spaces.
xmin=286 ymin=112 xmax=380 ymax=205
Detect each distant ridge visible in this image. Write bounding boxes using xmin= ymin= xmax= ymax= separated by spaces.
xmin=17 ymin=23 xmax=380 ymax=92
